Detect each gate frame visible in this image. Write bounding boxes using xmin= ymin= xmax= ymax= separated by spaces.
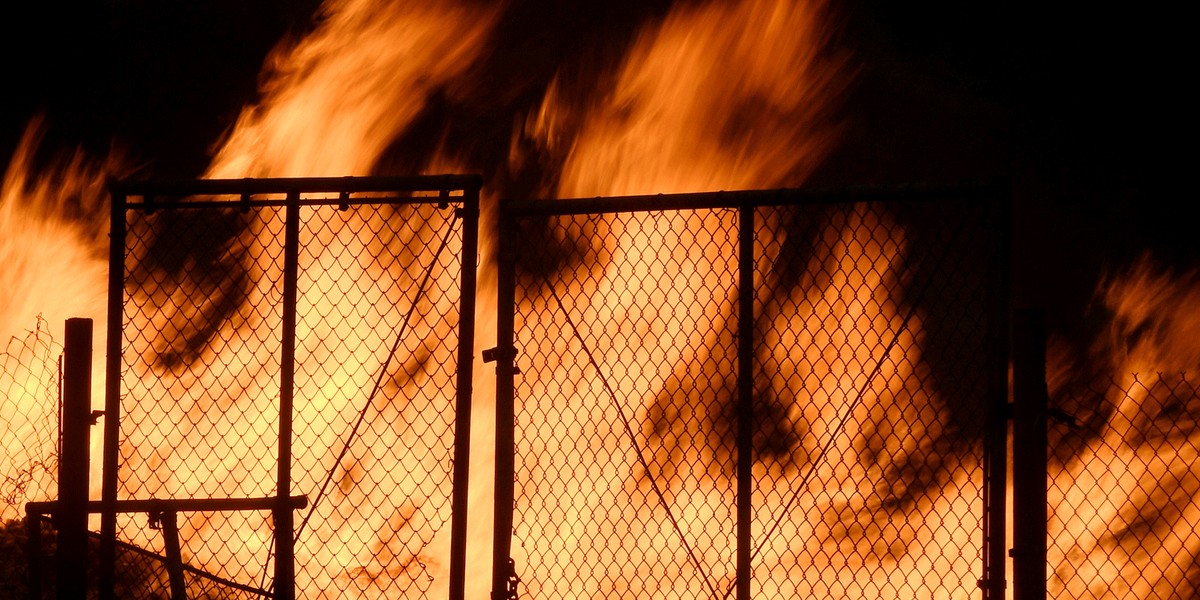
xmin=492 ymin=181 xmax=1011 ymax=599
xmin=101 ymin=175 xmax=481 ymax=600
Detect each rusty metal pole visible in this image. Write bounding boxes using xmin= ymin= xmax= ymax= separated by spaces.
xmin=59 ymin=317 xmax=93 ymax=599
xmin=1012 ymin=309 xmax=1048 ymax=600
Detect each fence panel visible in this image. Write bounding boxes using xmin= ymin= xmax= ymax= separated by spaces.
xmin=1048 ymin=373 xmax=1200 ymax=596
xmin=109 ymin=177 xmax=478 ymax=599
xmin=498 ymin=186 xmax=1006 ymax=599
xmin=748 ymin=197 xmax=999 ymax=598
xmin=508 ymin=206 xmax=741 ymax=597
xmin=1 ymin=321 xmax=61 ymax=524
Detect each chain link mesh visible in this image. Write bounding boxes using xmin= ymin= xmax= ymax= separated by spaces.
xmin=1039 ymin=254 xmax=1200 ymax=599
xmin=1 ymin=320 xmax=60 ymax=524
xmin=1048 ymin=373 xmax=1200 ymax=598
xmin=746 ymin=199 xmax=993 ymax=598
xmin=511 ymin=208 xmax=741 ymax=597
xmin=505 ymin=192 xmax=999 ymax=598
xmin=114 ymin=188 xmax=469 ymax=599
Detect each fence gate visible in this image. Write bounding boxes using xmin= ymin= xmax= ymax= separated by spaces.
xmin=492 ymin=184 xmax=1010 ymax=599
xmin=102 ymin=176 xmax=479 ymax=600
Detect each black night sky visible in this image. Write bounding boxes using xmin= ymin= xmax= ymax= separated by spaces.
xmin=1 ymin=1 xmax=1190 ymax=338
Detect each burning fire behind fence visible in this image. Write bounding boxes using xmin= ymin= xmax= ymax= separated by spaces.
xmin=1 ymin=0 xmax=1197 ymax=598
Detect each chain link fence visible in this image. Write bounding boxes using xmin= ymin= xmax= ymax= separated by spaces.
xmin=1 ymin=321 xmax=61 ymax=597
xmin=496 ymin=186 xmax=1008 ymax=598
xmin=11 ymin=175 xmax=1200 ymax=599
xmin=1 ymin=320 xmax=60 ymax=524
xmin=1047 ymin=371 xmax=1200 ymax=597
xmin=105 ymin=176 xmax=479 ymax=599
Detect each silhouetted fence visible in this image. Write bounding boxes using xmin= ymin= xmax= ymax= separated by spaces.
xmin=1 ymin=321 xmax=60 ymax=523
xmin=102 ymin=176 xmax=480 ymax=600
xmin=492 ymin=184 xmax=1010 ymax=599
xmin=1046 ymin=372 xmax=1200 ymax=597
xmin=9 ymin=177 xmax=1200 ymax=599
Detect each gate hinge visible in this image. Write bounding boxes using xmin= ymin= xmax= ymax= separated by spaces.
xmin=504 ymin=557 xmax=520 ymax=600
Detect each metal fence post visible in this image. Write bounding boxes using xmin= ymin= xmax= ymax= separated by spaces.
xmin=154 ymin=510 xmax=187 ymax=600
xmin=275 ymin=192 xmax=299 ymax=600
xmin=450 ymin=182 xmax=481 ymax=600
xmin=981 ymin=182 xmax=1011 ymax=600
xmin=100 ymin=186 xmax=127 ymax=600
xmin=58 ymin=317 xmax=93 ymax=600
xmin=491 ymin=201 xmax=518 ymax=600
xmin=26 ymin=510 xmax=43 ymax=600
xmin=1012 ymin=309 xmax=1048 ymax=600
xmin=736 ymin=204 xmax=755 ymax=600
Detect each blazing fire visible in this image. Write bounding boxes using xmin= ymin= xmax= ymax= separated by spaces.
xmin=1 ymin=0 xmax=1196 ymax=599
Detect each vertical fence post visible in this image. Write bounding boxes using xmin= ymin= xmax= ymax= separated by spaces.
xmin=100 ymin=185 xmax=127 ymax=600
xmin=26 ymin=510 xmax=43 ymax=600
xmin=156 ymin=510 xmax=187 ymax=600
xmin=59 ymin=317 xmax=92 ymax=600
xmin=736 ymin=204 xmax=755 ymax=600
xmin=1012 ymin=309 xmax=1048 ymax=600
xmin=275 ymin=192 xmax=299 ymax=600
xmin=981 ymin=183 xmax=1011 ymax=599
xmin=492 ymin=202 xmax=518 ymax=600
xmin=450 ymin=182 xmax=481 ymax=600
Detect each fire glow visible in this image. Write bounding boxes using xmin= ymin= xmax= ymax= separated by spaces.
xmin=1 ymin=0 xmax=1197 ymax=598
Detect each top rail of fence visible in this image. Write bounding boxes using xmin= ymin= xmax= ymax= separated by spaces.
xmin=109 ymin=174 xmax=484 ymax=207
xmin=503 ymin=179 xmax=1008 ymax=217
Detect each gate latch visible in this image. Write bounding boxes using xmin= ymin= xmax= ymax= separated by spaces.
xmin=482 ymin=346 xmax=517 ymax=363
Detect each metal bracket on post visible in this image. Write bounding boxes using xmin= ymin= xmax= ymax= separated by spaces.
xmin=482 ymin=347 xmax=520 ymax=374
